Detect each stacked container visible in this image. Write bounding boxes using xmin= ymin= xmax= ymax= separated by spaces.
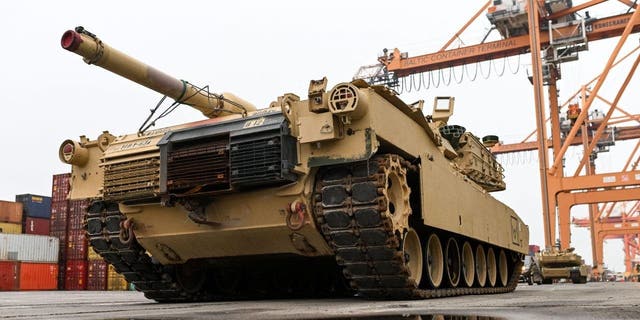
xmin=0 ymin=201 xmax=23 ymax=234
xmin=0 ymin=261 xmax=19 ymax=290
xmin=65 ymin=199 xmax=89 ymax=290
xmin=49 ymin=173 xmax=70 ymax=289
xmin=107 ymin=264 xmax=128 ymax=291
xmin=48 ymin=173 xmax=129 ymax=291
xmin=24 ymin=217 xmax=50 ymax=235
xmin=87 ymin=259 xmax=108 ymax=290
xmin=0 ymin=234 xmax=59 ymax=290
xmin=15 ymin=194 xmax=52 ymax=237
xmin=87 ymin=247 xmax=108 ymax=290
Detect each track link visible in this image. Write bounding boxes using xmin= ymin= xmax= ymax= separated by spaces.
xmin=86 ymin=201 xmax=207 ymax=302
xmin=313 ymin=154 xmax=523 ymax=299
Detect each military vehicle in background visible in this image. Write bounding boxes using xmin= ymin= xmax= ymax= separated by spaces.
xmin=58 ymin=26 xmax=529 ymax=302
xmin=525 ymin=246 xmax=588 ymax=284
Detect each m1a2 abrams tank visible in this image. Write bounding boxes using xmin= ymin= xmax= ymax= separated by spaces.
xmin=59 ymin=26 xmax=529 ymax=302
xmin=535 ymin=247 xmax=589 ymax=284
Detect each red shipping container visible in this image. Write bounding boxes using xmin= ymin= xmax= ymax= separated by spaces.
xmin=87 ymin=260 xmax=108 ymax=290
xmin=0 ymin=201 xmax=23 ymax=224
xmin=19 ymin=262 xmax=58 ymax=290
xmin=0 ymin=261 xmax=20 ymax=291
xmin=52 ymin=173 xmax=71 ymax=203
xmin=66 ymin=229 xmax=88 ymax=260
xmin=50 ymin=201 xmax=69 ymax=232
xmin=68 ymin=200 xmax=89 ymax=231
xmin=24 ymin=217 xmax=51 ymax=235
xmin=65 ymin=259 xmax=87 ymax=290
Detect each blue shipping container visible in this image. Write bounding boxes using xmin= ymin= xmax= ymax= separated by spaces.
xmin=15 ymin=194 xmax=52 ymax=219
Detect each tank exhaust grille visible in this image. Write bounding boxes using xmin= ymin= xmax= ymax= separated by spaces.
xmin=166 ymin=136 xmax=230 ymax=193
xmin=103 ymin=156 xmax=160 ymax=202
xmin=158 ymin=112 xmax=298 ymax=197
xmin=230 ymin=130 xmax=297 ymax=187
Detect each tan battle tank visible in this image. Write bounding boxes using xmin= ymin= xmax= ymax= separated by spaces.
xmin=536 ymin=247 xmax=588 ymax=284
xmin=59 ymin=26 xmax=529 ymax=302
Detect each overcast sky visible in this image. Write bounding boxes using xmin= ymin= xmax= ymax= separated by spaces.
xmin=1 ymin=1 xmax=637 ymax=272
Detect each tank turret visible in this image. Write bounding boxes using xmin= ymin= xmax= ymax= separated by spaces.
xmin=61 ymin=26 xmax=256 ymax=118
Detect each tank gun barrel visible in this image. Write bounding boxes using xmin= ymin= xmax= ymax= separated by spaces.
xmin=61 ymin=27 xmax=256 ymax=118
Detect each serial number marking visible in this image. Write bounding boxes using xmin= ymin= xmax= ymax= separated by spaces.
xmin=243 ymin=117 xmax=266 ymax=128
xmin=115 ymin=139 xmax=153 ymax=151
xmin=140 ymin=127 xmax=172 ymax=136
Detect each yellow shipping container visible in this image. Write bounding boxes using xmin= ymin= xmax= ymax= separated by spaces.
xmin=0 ymin=222 xmax=22 ymax=234
xmin=107 ymin=264 xmax=128 ymax=291
xmin=87 ymin=247 xmax=102 ymax=260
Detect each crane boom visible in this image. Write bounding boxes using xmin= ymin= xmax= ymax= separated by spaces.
xmin=382 ymin=12 xmax=640 ymax=77
xmin=491 ymin=124 xmax=640 ymax=154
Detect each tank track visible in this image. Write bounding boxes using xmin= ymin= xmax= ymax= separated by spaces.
xmin=85 ymin=201 xmax=348 ymax=302
xmin=313 ymin=154 xmax=523 ymax=299
xmin=86 ymin=201 xmax=208 ymax=302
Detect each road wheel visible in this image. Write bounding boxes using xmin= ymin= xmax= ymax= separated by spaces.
xmin=498 ymin=249 xmax=509 ymax=287
xmin=424 ymin=233 xmax=444 ymax=288
xmin=475 ymin=244 xmax=487 ymax=287
xmin=461 ymin=241 xmax=475 ymax=287
xmin=176 ymin=260 xmax=206 ymax=294
xmin=444 ymin=237 xmax=461 ymax=288
xmin=402 ymin=228 xmax=423 ymax=287
xmin=486 ymin=247 xmax=497 ymax=287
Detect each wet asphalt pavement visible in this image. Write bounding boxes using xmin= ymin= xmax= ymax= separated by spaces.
xmin=1 ymin=282 xmax=638 ymax=320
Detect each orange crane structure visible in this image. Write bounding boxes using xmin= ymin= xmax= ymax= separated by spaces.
xmin=356 ymin=0 xmax=640 ymax=276
xmin=572 ymin=202 xmax=640 ymax=276
xmin=490 ymin=57 xmax=640 ymax=275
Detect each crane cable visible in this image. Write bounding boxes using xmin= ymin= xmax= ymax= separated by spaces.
xmin=396 ymin=54 xmax=522 ymax=93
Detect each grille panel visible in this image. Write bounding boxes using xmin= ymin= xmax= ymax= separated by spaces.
xmin=166 ymin=136 xmax=230 ymax=193
xmin=230 ymin=134 xmax=293 ymax=186
xmin=103 ymin=157 xmax=160 ymax=201
xmin=158 ymin=112 xmax=298 ymax=197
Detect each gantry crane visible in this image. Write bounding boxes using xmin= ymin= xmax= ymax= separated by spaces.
xmin=573 ymin=202 xmax=640 ymax=277
xmin=491 ymin=83 xmax=640 ymax=276
xmin=489 ymin=45 xmax=640 ymax=275
xmin=356 ymin=0 xmax=640 ymax=276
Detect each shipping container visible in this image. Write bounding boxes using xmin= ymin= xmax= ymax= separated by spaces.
xmin=66 ymin=229 xmax=87 ymax=260
xmin=50 ymin=201 xmax=69 ymax=230
xmin=49 ymin=201 xmax=68 ymax=238
xmin=65 ymin=259 xmax=87 ymax=290
xmin=87 ymin=247 xmax=101 ymax=261
xmin=19 ymin=262 xmax=58 ymax=290
xmin=24 ymin=217 xmax=50 ymax=235
xmin=52 ymin=173 xmax=71 ymax=202
xmin=87 ymin=259 xmax=107 ymax=290
xmin=0 ymin=234 xmax=59 ymax=262
xmin=15 ymin=194 xmax=52 ymax=219
xmin=0 ymin=201 xmax=22 ymax=224
xmin=0 ymin=261 xmax=19 ymax=291
xmin=107 ymin=264 xmax=127 ymax=291
xmin=0 ymin=222 xmax=22 ymax=234
xmin=50 ymin=218 xmax=67 ymax=234
xmin=68 ymin=200 xmax=89 ymax=230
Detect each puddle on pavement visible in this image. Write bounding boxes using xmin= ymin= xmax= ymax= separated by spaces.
xmin=329 ymin=316 xmax=503 ymax=320
xmin=111 ymin=315 xmax=502 ymax=320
